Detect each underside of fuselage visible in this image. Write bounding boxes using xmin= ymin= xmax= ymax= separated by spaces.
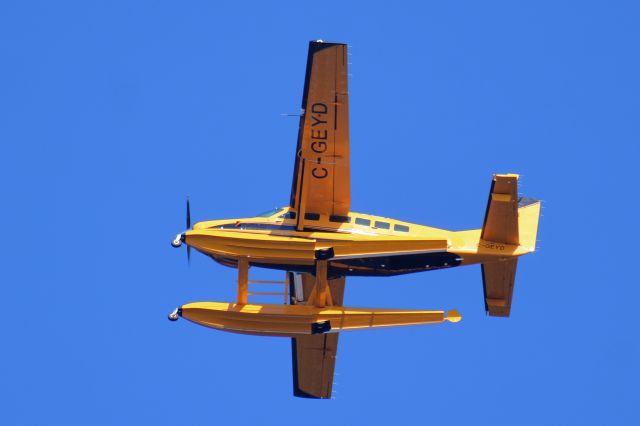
xmin=205 ymin=251 xmax=463 ymax=277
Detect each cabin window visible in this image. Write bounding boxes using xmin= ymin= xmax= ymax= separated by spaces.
xmin=210 ymin=223 xmax=234 ymax=229
xmin=237 ymin=223 xmax=297 ymax=231
xmin=329 ymin=215 xmax=351 ymax=223
xmin=394 ymin=224 xmax=410 ymax=232
xmin=304 ymin=212 xmax=320 ymax=221
xmin=355 ymin=217 xmax=371 ymax=226
xmin=374 ymin=221 xmax=390 ymax=230
xmin=279 ymin=211 xmax=297 ymax=219
xmin=256 ymin=208 xmax=283 ymax=218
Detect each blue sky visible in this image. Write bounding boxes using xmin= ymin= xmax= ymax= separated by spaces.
xmin=2 ymin=1 xmax=639 ymax=424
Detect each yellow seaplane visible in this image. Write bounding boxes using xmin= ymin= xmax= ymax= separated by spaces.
xmin=169 ymin=41 xmax=541 ymax=399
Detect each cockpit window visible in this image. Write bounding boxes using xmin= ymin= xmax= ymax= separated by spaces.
xmin=279 ymin=211 xmax=297 ymax=219
xmin=256 ymin=208 xmax=284 ymax=218
xmin=394 ymin=224 xmax=410 ymax=232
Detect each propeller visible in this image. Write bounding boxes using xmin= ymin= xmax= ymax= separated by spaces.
xmin=186 ymin=196 xmax=191 ymax=264
xmin=186 ymin=196 xmax=191 ymax=229
xmin=171 ymin=196 xmax=192 ymax=264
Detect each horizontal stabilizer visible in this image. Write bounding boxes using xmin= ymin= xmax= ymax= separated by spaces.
xmin=481 ymin=174 xmax=520 ymax=245
xmin=481 ymin=174 xmax=542 ymax=253
xmin=479 ymin=174 xmax=540 ymax=316
xmin=482 ymin=259 xmax=517 ymax=317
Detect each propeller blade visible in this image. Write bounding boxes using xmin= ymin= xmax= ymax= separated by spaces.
xmin=186 ymin=197 xmax=191 ymax=230
xmin=186 ymin=197 xmax=192 ymax=265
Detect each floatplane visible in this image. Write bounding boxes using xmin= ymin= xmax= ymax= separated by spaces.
xmin=169 ymin=41 xmax=541 ymax=399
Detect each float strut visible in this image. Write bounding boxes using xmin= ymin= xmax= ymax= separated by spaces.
xmin=237 ymin=257 xmax=249 ymax=305
xmin=315 ymin=259 xmax=332 ymax=308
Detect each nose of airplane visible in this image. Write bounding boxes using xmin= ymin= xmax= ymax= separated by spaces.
xmin=168 ymin=307 xmax=183 ymax=321
xmin=171 ymin=231 xmax=192 ymax=263
xmin=171 ymin=232 xmax=185 ymax=247
xmin=170 ymin=197 xmax=192 ymax=249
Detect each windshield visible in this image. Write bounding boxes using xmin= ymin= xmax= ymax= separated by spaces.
xmin=255 ymin=207 xmax=284 ymax=218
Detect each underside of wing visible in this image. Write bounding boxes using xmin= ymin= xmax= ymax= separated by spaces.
xmin=289 ymin=272 xmax=345 ymax=399
xmin=290 ymin=41 xmax=350 ymax=226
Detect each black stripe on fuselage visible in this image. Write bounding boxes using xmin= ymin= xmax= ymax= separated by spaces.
xmin=208 ymin=252 xmax=462 ymax=277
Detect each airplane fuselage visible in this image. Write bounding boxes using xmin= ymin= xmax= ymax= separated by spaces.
xmin=183 ymin=206 xmax=529 ymax=277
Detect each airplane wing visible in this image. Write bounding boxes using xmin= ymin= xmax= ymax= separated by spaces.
xmin=288 ymin=272 xmax=346 ymax=399
xmin=289 ymin=41 xmax=350 ymax=227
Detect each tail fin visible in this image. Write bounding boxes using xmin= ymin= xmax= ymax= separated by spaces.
xmin=481 ymin=174 xmax=541 ymax=316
